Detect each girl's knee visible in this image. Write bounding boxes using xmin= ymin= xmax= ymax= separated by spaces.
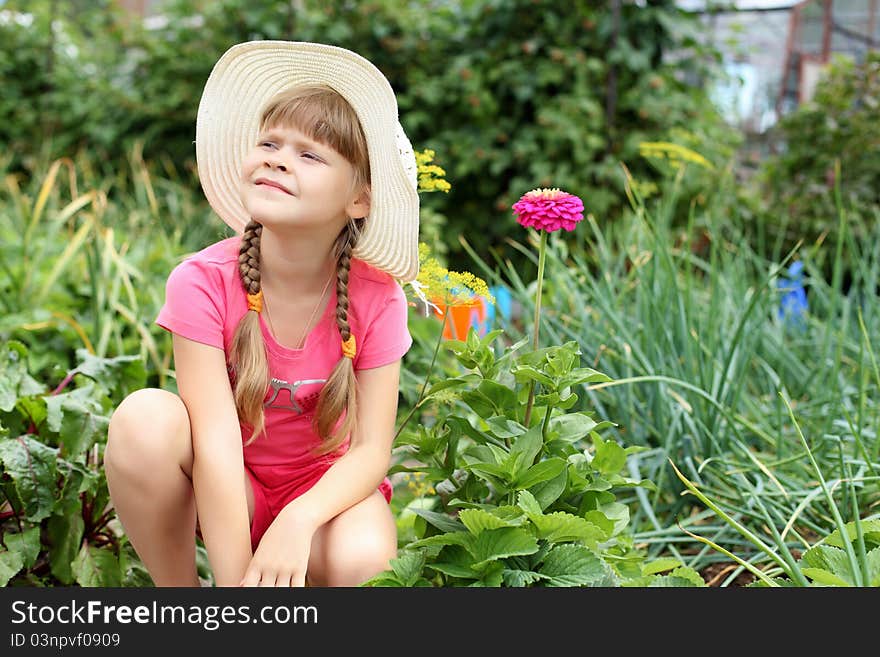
xmin=322 ymin=532 xmax=397 ymax=587
xmin=106 ymin=388 xmax=190 ymax=469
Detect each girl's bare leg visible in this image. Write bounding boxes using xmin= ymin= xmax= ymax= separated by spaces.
xmin=104 ymin=388 xmax=252 ymax=586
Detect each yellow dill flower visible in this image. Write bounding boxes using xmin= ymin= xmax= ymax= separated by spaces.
xmin=415 ymin=242 xmax=494 ymax=307
xmin=415 ymin=149 xmax=451 ymax=193
xmin=638 ymin=141 xmax=714 ymax=171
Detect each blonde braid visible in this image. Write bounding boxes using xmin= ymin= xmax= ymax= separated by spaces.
xmin=230 ymin=219 xmax=269 ymax=445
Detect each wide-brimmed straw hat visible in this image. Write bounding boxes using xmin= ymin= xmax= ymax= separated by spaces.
xmin=196 ymin=40 xmax=420 ymax=282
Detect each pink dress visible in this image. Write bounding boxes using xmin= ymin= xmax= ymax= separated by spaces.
xmin=155 ymin=237 xmax=412 ymax=550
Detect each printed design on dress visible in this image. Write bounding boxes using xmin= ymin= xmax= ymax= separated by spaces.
xmin=264 ymin=377 xmax=326 ymax=414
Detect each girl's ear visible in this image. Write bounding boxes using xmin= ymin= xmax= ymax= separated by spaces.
xmin=346 ymin=185 xmax=371 ymax=220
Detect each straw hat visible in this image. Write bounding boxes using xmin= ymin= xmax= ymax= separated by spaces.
xmin=196 ymin=41 xmax=420 ymax=282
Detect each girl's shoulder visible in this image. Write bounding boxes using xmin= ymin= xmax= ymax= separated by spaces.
xmin=183 ymin=236 xmax=240 ymax=267
xmin=349 ymin=257 xmax=402 ymax=300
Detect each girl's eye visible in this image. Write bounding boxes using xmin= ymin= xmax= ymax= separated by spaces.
xmin=301 ymin=152 xmax=321 ymax=162
xmin=259 ymin=141 xmax=276 ymax=149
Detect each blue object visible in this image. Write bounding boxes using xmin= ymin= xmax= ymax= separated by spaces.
xmin=777 ymin=260 xmax=808 ymax=327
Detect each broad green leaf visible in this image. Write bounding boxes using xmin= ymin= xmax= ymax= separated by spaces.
xmin=464 ymin=527 xmax=540 ymax=569
xmin=389 ymin=550 xmax=426 ymax=587
xmin=531 ymin=512 xmax=606 ymax=545
xmin=408 ymin=532 xmax=469 ymax=551
xmin=510 ymin=365 xmax=555 ymax=387
xmin=517 ymin=490 xmax=543 ymax=517
xmin=503 ymin=568 xmax=546 ymax=587
xmin=423 ymin=377 xmax=470 ymax=399
xmin=48 ymin=511 xmax=84 ymax=585
xmin=539 ymin=544 xmax=608 ymax=587
xmin=0 ymin=341 xmax=46 ymax=412
xmin=363 ymin=573 xmax=405 ymax=587
xmin=589 ymin=502 xmax=629 ymax=536
xmin=510 ymin=426 xmax=543 ymax=466
xmin=592 ymin=435 xmax=626 ymax=475
xmin=560 ymin=367 xmax=612 ymax=388
xmin=822 ymin=520 xmax=880 ymax=549
xmin=489 ymin=505 xmax=527 ymax=525
xmin=0 ymin=436 xmax=58 ymax=522
xmin=529 ymin=466 xmax=567 ymax=510
xmin=72 ymin=349 xmax=146 ymax=395
xmin=642 ymin=558 xmax=683 ymax=576
xmin=803 ymin=545 xmax=857 ymax=586
xmin=485 ymin=416 xmax=527 ymax=439
xmin=459 ymin=508 xmax=516 ymax=534
xmin=45 ymin=384 xmax=109 ymax=458
xmin=801 ymin=568 xmax=851 ymax=587
xmin=867 ymin=546 xmax=880 ymax=586
xmin=647 ymin=574 xmax=706 ymax=587
xmin=668 ymin=566 xmax=707 ymax=587
xmin=430 ymin=561 xmax=478 ymax=579
xmin=476 ymin=380 xmax=517 ymax=413
xmin=515 ymin=457 xmax=566 ymax=489
xmin=3 ymin=525 xmax=41 ymax=569
xmin=0 ymin=550 xmax=25 ymax=586
xmin=72 ymin=543 xmax=122 ymax=587
xmin=410 ymin=508 xmax=465 ymax=534
xmin=475 ymin=561 xmax=504 ymax=587
xmin=548 ymin=413 xmax=598 ymax=443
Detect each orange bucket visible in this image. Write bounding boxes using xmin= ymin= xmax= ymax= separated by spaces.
xmin=431 ymin=298 xmax=488 ymax=340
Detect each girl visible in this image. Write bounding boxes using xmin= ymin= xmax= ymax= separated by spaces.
xmin=104 ymin=41 xmax=420 ymax=588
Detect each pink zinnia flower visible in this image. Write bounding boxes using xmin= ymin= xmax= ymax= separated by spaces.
xmin=512 ymin=188 xmax=584 ymax=233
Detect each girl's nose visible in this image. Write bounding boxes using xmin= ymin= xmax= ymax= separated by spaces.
xmin=266 ymin=157 xmax=287 ymax=172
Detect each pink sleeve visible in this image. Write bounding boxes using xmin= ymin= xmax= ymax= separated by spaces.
xmin=155 ymin=257 xmax=226 ymax=350
xmin=356 ymin=280 xmax=412 ymax=370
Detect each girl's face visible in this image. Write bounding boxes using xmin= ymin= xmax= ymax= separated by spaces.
xmin=239 ymin=123 xmax=369 ymax=231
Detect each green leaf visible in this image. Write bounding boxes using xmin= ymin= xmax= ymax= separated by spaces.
xmin=464 ymin=527 xmax=540 ymax=569
xmin=668 ymin=566 xmax=707 ymax=587
xmin=45 ymin=383 xmax=109 ymax=458
xmin=510 ymin=365 xmax=555 ymax=388
xmin=531 ymin=512 xmax=606 ymax=545
xmin=3 ymin=525 xmax=41 ymax=569
xmin=0 ymin=340 xmax=46 ymax=412
xmin=47 ymin=511 xmax=85 ymax=585
xmin=517 ymin=490 xmax=543 ymax=517
xmin=388 ymin=550 xmax=426 ymax=587
xmin=642 ymin=558 xmax=683 ymax=576
xmin=0 ymin=550 xmax=25 ymax=586
xmin=510 ymin=426 xmax=543 ymax=466
xmin=72 ymin=543 xmax=122 ymax=587
xmin=867 ymin=546 xmax=880 ymax=587
xmin=410 ymin=508 xmax=465 ymax=534
xmin=485 ymin=416 xmax=527 ymax=439
xmin=430 ymin=561 xmax=479 ymax=579
xmin=72 ymin=349 xmax=146 ymax=394
xmin=548 ymin=413 xmax=598 ymax=443
xmin=503 ymin=568 xmax=546 ymax=587
xmin=589 ymin=502 xmax=630 ymax=536
xmin=801 ymin=568 xmax=851 ymax=587
xmin=459 ymin=508 xmax=516 ymax=534
xmin=802 ymin=545 xmax=857 ymax=586
xmin=407 ymin=532 xmax=469 ymax=551
xmin=539 ymin=544 xmax=609 ymax=587
xmin=529 ymin=466 xmax=568 ymax=510
xmin=515 ymin=457 xmax=566 ymax=489
xmin=0 ymin=436 xmax=58 ymax=523
xmin=592 ymin=436 xmax=627 ymax=475
xmin=560 ymin=367 xmax=612 ymax=388
xmin=822 ymin=519 xmax=880 ymax=549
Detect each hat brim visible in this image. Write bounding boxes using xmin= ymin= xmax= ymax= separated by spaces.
xmin=196 ymin=41 xmax=420 ymax=281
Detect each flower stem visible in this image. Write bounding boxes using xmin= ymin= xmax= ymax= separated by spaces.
xmin=523 ymin=230 xmax=547 ymax=426
xmin=394 ymin=305 xmax=449 ymax=442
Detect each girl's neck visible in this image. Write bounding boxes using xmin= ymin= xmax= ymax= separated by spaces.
xmin=258 ymin=226 xmax=339 ymax=297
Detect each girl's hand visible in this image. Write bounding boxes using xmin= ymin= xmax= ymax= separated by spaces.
xmin=239 ymin=507 xmax=317 ymax=587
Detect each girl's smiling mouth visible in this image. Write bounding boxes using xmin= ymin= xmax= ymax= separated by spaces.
xmin=254 ymin=177 xmax=294 ymax=195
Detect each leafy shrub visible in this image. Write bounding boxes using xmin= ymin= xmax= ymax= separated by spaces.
xmin=367 ymin=329 xmax=701 ymax=587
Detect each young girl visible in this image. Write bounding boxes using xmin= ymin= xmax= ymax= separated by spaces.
xmin=104 ymin=41 xmax=420 ymax=587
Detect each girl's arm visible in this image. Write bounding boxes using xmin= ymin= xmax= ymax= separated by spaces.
xmin=281 ymin=359 xmax=401 ymax=528
xmin=172 ymin=334 xmax=253 ymax=587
